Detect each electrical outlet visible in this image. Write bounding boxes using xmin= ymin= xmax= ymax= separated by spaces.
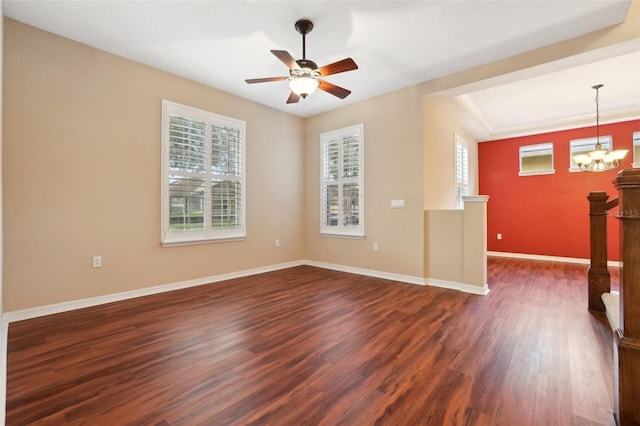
xmin=373 ymin=242 xmax=379 ymax=252
xmin=275 ymin=239 xmax=280 ymax=248
xmin=92 ymin=256 xmax=102 ymax=268
xmin=497 ymin=233 xmax=502 ymax=240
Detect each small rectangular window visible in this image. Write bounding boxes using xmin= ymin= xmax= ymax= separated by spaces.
xmin=633 ymin=131 xmax=640 ymax=168
xmin=519 ymin=142 xmax=554 ymax=176
xmin=320 ymin=124 xmax=364 ymax=237
xmin=569 ymin=136 xmax=612 ymax=172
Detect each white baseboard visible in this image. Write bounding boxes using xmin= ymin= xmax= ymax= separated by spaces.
xmin=487 ymin=251 xmax=621 ymax=268
xmin=425 ymin=278 xmax=490 ymax=295
xmin=306 ymin=260 xmax=489 ymax=296
xmin=304 ymin=260 xmax=426 ymax=286
xmin=0 ymin=316 xmax=7 ymax=426
xmin=4 ymin=260 xmax=305 ymax=324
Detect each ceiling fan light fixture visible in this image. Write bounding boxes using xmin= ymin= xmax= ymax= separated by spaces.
xmin=289 ymin=75 xmax=319 ymax=98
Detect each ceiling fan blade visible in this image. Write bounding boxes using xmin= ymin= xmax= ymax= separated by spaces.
xmin=271 ymin=50 xmax=300 ymax=70
xmin=245 ymin=76 xmax=288 ymax=84
xmin=318 ymin=80 xmax=351 ymax=99
xmin=286 ymin=92 xmax=301 ymax=104
xmin=317 ymin=58 xmax=358 ymax=76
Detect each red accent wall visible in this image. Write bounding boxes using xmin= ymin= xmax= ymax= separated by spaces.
xmin=479 ymin=119 xmax=640 ymax=262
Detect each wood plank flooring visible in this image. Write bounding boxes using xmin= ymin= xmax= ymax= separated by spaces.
xmin=6 ymin=257 xmax=616 ymax=425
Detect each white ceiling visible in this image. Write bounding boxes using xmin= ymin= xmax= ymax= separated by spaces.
xmin=3 ymin=0 xmax=640 ymax=139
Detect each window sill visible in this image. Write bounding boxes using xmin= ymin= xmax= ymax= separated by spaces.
xmin=162 ymin=236 xmax=246 ymax=247
xmin=518 ymin=169 xmax=555 ymax=176
xmin=320 ymin=232 xmax=365 ymax=240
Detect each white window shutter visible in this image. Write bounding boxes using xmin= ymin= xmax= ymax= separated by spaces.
xmin=162 ymin=100 xmax=246 ymax=245
xmin=320 ymin=124 xmax=364 ymax=237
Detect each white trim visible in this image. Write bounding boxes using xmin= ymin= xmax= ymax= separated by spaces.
xmin=4 ymin=261 xmax=304 ymax=323
xmin=425 ymin=278 xmax=490 ymax=296
xmin=518 ymin=170 xmax=556 ymax=176
xmin=461 ymin=195 xmax=489 ymax=203
xmin=304 ymin=260 xmax=425 ymax=286
xmin=319 ymin=233 xmax=365 ymax=240
xmin=488 ymin=251 xmax=621 ymax=268
xmin=161 ymin=236 xmax=246 ymax=247
xmin=455 ymin=134 xmax=470 ymax=209
xmin=633 ymin=131 xmax=639 ymax=167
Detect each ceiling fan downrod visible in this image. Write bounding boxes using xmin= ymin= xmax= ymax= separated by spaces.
xmin=295 ymin=19 xmax=313 ymax=61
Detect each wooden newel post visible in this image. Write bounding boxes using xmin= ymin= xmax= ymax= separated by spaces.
xmin=588 ymin=191 xmax=610 ymax=313
xmin=612 ymin=169 xmax=640 ymax=425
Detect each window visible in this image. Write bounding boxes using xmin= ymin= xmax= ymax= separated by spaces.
xmin=633 ymin=131 xmax=640 ymax=168
xmin=455 ymin=135 xmax=469 ymax=209
xmin=519 ymin=142 xmax=554 ymax=176
xmin=161 ymin=100 xmax=246 ymax=245
xmin=320 ymin=124 xmax=364 ymax=237
xmin=569 ymin=135 xmax=612 ymax=172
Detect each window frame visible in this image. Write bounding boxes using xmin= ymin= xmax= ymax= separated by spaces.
xmin=518 ymin=142 xmax=555 ymax=176
xmin=161 ymin=100 xmax=246 ymax=246
xmin=633 ymin=131 xmax=640 ymax=168
xmin=569 ymin=135 xmax=612 ymax=172
xmin=319 ymin=123 xmax=365 ymax=238
xmin=455 ymin=134 xmax=469 ymax=209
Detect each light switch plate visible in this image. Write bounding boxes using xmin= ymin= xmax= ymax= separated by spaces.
xmin=391 ymin=199 xmax=405 ymax=209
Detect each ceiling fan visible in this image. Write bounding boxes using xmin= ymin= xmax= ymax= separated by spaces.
xmin=245 ymin=19 xmax=358 ymax=104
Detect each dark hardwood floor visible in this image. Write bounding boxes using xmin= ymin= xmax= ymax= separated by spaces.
xmin=6 ymin=257 xmax=616 ymax=425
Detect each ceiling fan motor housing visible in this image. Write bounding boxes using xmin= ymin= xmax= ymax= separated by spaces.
xmin=296 ymin=59 xmax=318 ymax=71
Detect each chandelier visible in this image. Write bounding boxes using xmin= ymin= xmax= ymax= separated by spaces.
xmin=572 ymin=84 xmax=627 ymax=172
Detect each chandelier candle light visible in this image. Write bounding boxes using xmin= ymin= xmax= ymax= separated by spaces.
xmin=572 ymin=84 xmax=628 ymax=172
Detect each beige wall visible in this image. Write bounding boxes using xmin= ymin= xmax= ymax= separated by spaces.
xmin=424 ymin=209 xmax=463 ymax=283
xmin=422 ymin=96 xmax=478 ymax=210
xmin=423 ymin=197 xmax=489 ymax=291
xmin=0 ymin=4 xmax=6 ymax=425
xmin=3 ymin=19 xmax=305 ymax=311
xmin=303 ymin=87 xmax=425 ymax=278
xmin=462 ymin=197 xmax=488 ymax=288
